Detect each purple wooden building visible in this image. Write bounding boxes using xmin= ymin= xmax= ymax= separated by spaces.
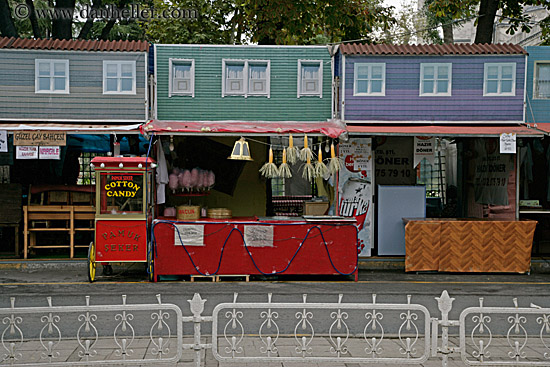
xmin=334 ymin=43 xmax=527 ymax=125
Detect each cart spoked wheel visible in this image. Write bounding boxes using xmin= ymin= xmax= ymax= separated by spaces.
xmin=103 ymin=264 xmax=113 ymax=276
xmin=147 ymin=248 xmax=155 ymax=282
xmin=87 ymin=242 xmax=96 ymax=283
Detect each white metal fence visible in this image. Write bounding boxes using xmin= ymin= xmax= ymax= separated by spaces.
xmin=1 ymin=291 xmax=550 ymax=366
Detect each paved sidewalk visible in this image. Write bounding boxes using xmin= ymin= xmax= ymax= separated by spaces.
xmin=3 ymin=335 xmax=549 ymax=366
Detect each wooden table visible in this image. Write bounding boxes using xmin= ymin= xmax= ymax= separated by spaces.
xmin=404 ymin=218 xmax=537 ymax=273
xmin=23 ymin=205 xmax=95 ymax=259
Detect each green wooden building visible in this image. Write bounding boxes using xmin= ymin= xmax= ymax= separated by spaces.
xmin=153 ymin=44 xmax=333 ymax=121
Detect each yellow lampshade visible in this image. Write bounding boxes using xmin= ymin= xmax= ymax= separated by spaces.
xmin=228 ymin=137 xmax=253 ymax=161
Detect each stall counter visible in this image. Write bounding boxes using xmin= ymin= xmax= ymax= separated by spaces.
xmin=404 ymin=218 xmax=537 ymax=273
xmin=151 ymin=216 xmax=359 ymax=281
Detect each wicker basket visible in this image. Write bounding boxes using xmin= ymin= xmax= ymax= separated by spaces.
xmin=207 ymin=208 xmax=232 ymax=219
xmin=177 ymin=205 xmax=200 ymax=220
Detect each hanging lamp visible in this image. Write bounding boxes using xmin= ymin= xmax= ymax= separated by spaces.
xmin=228 ymin=137 xmax=253 ymax=161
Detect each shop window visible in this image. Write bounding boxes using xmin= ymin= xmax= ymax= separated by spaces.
xmin=534 ymin=62 xmax=550 ymax=99
xmin=103 ymin=60 xmax=136 ymax=94
xmin=416 ymin=150 xmax=446 ymax=199
xmin=222 ymin=59 xmax=270 ymax=97
xmin=35 ymin=59 xmax=69 ymax=94
xmin=298 ymin=60 xmax=322 ymax=98
xmin=169 ymin=59 xmax=194 ymax=97
xmin=353 ymin=63 xmax=385 ymax=96
xmin=78 ymin=152 xmax=105 ymax=185
xmin=420 ymin=63 xmax=451 ymax=96
xmin=483 ymin=63 xmax=516 ymax=96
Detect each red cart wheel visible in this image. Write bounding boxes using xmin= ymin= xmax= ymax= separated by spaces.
xmin=87 ymin=242 xmax=96 ymax=283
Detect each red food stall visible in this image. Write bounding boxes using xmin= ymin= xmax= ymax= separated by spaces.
xmin=88 ymin=157 xmax=156 ymax=282
xmin=143 ymin=119 xmax=361 ymax=281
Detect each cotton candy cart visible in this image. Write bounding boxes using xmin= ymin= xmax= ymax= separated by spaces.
xmin=87 ymin=157 xmax=156 ymax=282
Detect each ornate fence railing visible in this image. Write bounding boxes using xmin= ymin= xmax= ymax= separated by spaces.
xmin=1 ymin=290 xmax=550 ymax=366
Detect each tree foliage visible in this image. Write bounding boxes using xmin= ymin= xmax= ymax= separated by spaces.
xmin=428 ymin=0 xmax=549 ymax=44
xmin=1 ymin=0 xmax=395 ymax=45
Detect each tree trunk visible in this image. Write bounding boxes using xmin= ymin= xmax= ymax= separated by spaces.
xmin=0 ymin=0 xmax=18 ymax=37
xmin=442 ymin=23 xmax=453 ymax=44
xmin=474 ymin=0 xmax=499 ymax=44
xmin=77 ymin=0 xmax=101 ymax=39
xmin=26 ymin=0 xmax=43 ymax=39
xmin=51 ymin=0 xmax=76 ymax=39
xmin=100 ymin=19 xmax=116 ymax=40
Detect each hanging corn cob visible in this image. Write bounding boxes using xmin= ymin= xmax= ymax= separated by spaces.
xmin=314 ymin=146 xmax=329 ymax=178
xmin=328 ymin=142 xmax=342 ymax=174
xmin=299 ymin=134 xmax=313 ymax=162
xmin=259 ymin=146 xmax=279 ymax=178
xmin=286 ymin=134 xmax=299 ymax=164
xmin=278 ymin=147 xmax=292 ymax=178
xmin=302 ymin=154 xmax=315 ymax=182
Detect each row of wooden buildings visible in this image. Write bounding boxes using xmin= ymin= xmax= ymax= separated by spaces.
xmin=1 ymin=37 xmax=549 ymax=261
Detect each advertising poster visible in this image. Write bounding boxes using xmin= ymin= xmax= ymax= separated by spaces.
xmin=0 ymin=131 xmax=7 ymax=153
xmin=39 ymin=146 xmax=61 ymax=160
xmin=16 ymin=146 xmax=38 ymax=159
xmin=474 ymin=138 xmax=514 ymax=205
xmin=374 ymin=137 xmax=415 ymax=185
xmin=413 ymin=136 xmax=435 ymax=168
xmin=338 ymin=138 xmax=373 ymax=257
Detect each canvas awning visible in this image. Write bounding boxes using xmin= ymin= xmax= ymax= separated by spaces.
xmin=0 ymin=123 xmax=142 ymax=133
xmin=346 ymin=122 xmax=550 ymax=137
xmin=141 ymin=119 xmax=347 ymax=138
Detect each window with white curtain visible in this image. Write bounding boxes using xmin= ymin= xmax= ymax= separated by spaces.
xmin=222 ymin=59 xmax=270 ymax=97
xmin=35 ymin=59 xmax=69 ymax=94
xmin=170 ymin=59 xmax=194 ymax=97
xmin=535 ymin=62 xmax=550 ymax=99
xmin=420 ymin=63 xmax=451 ymax=96
xmin=298 ymin=60 xmax=322 ymax=98
xmin=354 ymin=63 xmax=385 ymax=96
xmin=483 ymin=63 xmax=516 ymax=96
xmin=103 ymin=60 xmax=136 ymax=94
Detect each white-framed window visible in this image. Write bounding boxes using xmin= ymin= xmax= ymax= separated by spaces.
xmin=35 ymin=59 xmax=69 ymax=94
xmin=169 ymin=59 xmax=194 ymax=97
xmin=298 ymin=60 xmax=323 ymax=98
xmin=353 ymin=63 xmax=385 ymax=96
xmin=222 ymin=59 xmax=270 ymax=97
xmin=420 ymin=63 xmax=451 ymax=96
xmin=103 ymin=60 xmax=136 ymax=94
xmin=483 ymin=63 xmax=516 ymax=96
xmin=534 ymin=62 xmax=550 ymax=99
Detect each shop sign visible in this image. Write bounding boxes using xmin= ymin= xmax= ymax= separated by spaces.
xmin=39 ymin=146 xmax=60 ymax=160
xmin=338 ymin=138 xmax=374 ymax=257
xmin=174 ymin=224 xmax=204 ymax=246
xmin=413 ymin=136 xmax=435 ymax=168
xmin=16 ymin=146 xmax=38 ymax=159
xmin=95 ymin=221 xmax=147 ymax=262
xmin=0 ymin=131 xmax=7 ymax=153
xmin=474 ymin=138 xmax=514 ymax=206
xmin=104 ymin=175 xmax=142 ymax=198
xmin=244 ymin=226 xmax=274 ymax=247
xmin=374 ymin=137 xmax=415 ymax=185
xmin=500 ymin=133 xmax=516 ymax=154
xmin=13 ymin=131 xmax=66 ymax=146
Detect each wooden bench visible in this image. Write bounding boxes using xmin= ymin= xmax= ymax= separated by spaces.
xmin=23 ymin=205 xmax=95 ymax=259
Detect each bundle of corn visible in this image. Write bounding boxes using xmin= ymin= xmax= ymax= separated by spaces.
xmin=328 ymin=142 xmax=342 ymax=175
xmin=286 ymin=134 xmax=299 ymax=164
xmin=299 ymin=134 xmax=313 ymax=162
xmin=259 ymin=146 xmax=279 ymax=178
xmin=314 ymin=146 xmax=328 ymax=178
xmin=278 ymin=147 xmax=292 ymax=178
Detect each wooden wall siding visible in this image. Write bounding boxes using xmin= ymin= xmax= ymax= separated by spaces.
xmin=525 ymin=46 xmax=550 ymax=123
xmin=343 ymin=55 xmax=525 ymax=122
xmin=155 ymin=45 xmax=332 ymax=121
xmin=0 ymin=50 xmax=147 ymax=121
xmin=405 ymin=219 xmax=536 ymax=273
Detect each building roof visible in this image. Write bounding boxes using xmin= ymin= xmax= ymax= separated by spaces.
xmin=0 ymin=37 xmax=149 ymax=52
xmin=339 ymin=43 xmax=527 ymax=56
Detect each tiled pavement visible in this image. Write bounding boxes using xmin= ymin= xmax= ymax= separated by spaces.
xmin=4 ymin=336 xmax=548 ymax=366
